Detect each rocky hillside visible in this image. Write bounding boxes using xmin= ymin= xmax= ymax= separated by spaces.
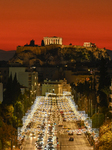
xmin=8 ymin=45 xmax=111 ymax=66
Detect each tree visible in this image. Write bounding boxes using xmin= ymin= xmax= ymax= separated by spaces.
xmin=12 ymin=73 xmax=21 ymax=104
xmin=97 ymin=121 xmax=112 ymax=150
xmin=7 ymin=105 xmax=14 ymax=117
xmin=75 ymin=80 xmax=90 ymax=97
xmin=21 ymin=91 xmax=33 ymax=114
xmin=92 ymin=113 xmax=105 ymax=128
xmin=101 ymin=86 xmax=110 ymax=106
xmin=41 ymin=40 xmax=45 ymax=46
xmin=0 ymin=105 xmax=16 ymax=150
xmin=98 ymin=57 xmax=111 ymax=107
xmin=69 ymin=43 xmax=72 ymax=45
xmin=14 ymin=101 xmax=24 ymax=120
xmin=3 ymin=73 xmax=21 ymax=105
xmin=0 ymin=120 xmax=16 ymax=150
xmin=0 ymin=103 xmax=19 ymax=149
xmin=3 ymin=74 xmax=13 ymax=105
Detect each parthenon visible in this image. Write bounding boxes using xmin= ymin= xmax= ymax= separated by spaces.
xmin=44 ymin=36 xmax=62 ymax=45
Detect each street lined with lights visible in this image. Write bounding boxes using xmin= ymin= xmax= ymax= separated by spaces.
xmin=18 ymin=92 xmax=97 ymax=150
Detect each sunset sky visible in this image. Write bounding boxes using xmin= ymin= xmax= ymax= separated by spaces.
xmin=0 ymin=0 xmax=112 ymax=51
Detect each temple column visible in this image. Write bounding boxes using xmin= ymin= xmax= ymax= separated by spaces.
xmin=48 ymin=39 xmax=50 ymax=45
xmin=59 ymin=38 xmax=62 ymax=45
xmin=59 ymin=39 xmax=61 ymax=44
xmin=46 ymin=39 xmax=48 ymax=45
xmin=45 ymin=39 xmax=47 ymax=45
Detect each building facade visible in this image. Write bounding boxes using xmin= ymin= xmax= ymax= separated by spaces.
xmin=9 ymin=67 xmax=38 ymax=96
xmin=42 ymin=79 xmax=71 ymax=95
xmin=44 ymin=36 xmax=62 ymax=45
xmin=83 ymin=42 xmax=96 ymax=48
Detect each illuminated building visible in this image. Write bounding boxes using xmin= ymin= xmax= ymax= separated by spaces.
xmin=9 ymin=67 xmax=38 ymax=96
xmin=42 ymin=78 xmax=71 ymax=95
xmin=44 ymin=36 xmax=62 ymax=45
xmin=83 ymin=42 xmax=96 ymax=48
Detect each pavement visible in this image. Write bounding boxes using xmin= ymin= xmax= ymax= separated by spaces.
xmin=20 ymin=122 xmax=93 ymax=150
xmin=57 ymin=122 xmax=93 ymax=150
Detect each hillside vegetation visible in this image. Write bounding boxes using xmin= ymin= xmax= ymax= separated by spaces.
xmin=8 ymin=45 xmax=110 ymax=66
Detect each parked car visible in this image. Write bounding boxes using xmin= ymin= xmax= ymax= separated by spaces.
xmin=69 ymin=137 xmax=74 ymax=141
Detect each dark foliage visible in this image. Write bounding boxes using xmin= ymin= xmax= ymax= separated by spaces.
xmin=98 ymin=57 xmax=111 ymax=107
xmin=41 ymin=40 xmax=45 ymax=46
xmin=3 ymin=73 xmax=21 ymax=105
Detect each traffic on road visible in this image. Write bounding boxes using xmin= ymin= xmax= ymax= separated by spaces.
xmin=18 ymin=93 xmax=93 ymax=150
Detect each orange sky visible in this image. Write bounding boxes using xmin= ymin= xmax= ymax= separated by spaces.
xmin=0 ymin=0 xmax=112 ymax=50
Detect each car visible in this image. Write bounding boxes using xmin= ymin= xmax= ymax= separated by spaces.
xmin=68 ymin=132 xmax=73 ymax=135
xmin=35 ymin=140 xmax=44 ymax=144
xmin=44 ymin=146 xmax=47 ymax=150
xmin=38 ymin=135 xmax=44 ymax=138
xmin=77 ymin=129 xmax=82 ymax=135
xmin=44 ymin=146 xmax=54 ymax=150
xmin=39 ymin=133 xmax=44 ymax=136
xmin=47 ymin=137 xmax=53 ymax=142
xmin=77 ymin=131 xmax=82 ymax=135
xmin=47 ymin=143 xmax=54 ymax=149
xmin=69 ymin=137 xmax=74 ymax=141
xmin=47 ymin=146 xmax=54 ymax=150
xmin=36 ymin=144 xmax=44 ymax=149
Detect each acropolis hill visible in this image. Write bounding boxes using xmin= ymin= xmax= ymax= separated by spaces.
xmin=16 ymin=43 xmax=62 ymax=55
xmin=9 ymin=39 xmax=110 ymax=66
xmin=16 ymin=40 xmax=108 ymax=56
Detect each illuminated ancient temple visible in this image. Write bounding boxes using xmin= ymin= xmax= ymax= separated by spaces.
xmin=44 ymin=36 xmax=62 ymax=45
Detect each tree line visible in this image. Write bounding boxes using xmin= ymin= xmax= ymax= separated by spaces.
xmin=71 ymin=57 xmax=112 ymax=149
xmin=0 ymin=73 xmax=33 ymax=149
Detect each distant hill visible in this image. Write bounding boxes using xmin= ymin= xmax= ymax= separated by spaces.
xmin=8 ymin=45 xmax=111 ymax=66
xmin=0 ymin=50 xmax=16 ymax=61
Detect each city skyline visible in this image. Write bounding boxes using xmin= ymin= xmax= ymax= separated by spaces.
xmin=0 ymin=0 xmax=112 ymax=51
